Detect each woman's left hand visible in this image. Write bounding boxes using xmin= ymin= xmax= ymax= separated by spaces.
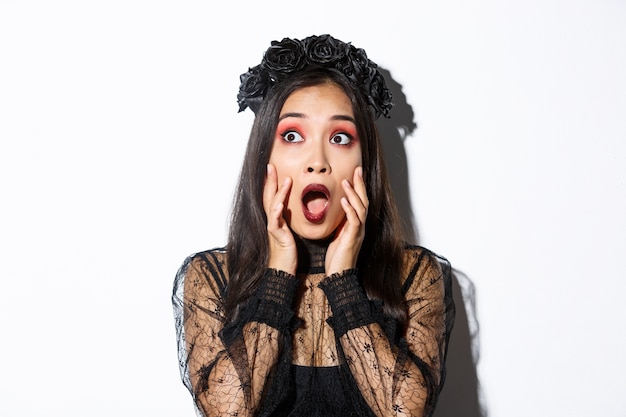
xmin=325 ymin=166 xmax=369 ymax=275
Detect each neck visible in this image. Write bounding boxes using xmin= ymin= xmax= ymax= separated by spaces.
xmin=295 ymin=235 xmax=331 ymax=274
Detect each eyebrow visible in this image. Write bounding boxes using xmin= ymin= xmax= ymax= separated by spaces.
xmin=278 ymin=112 xmax=356 ymax=123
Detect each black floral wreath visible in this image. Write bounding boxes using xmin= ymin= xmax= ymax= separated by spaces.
xmin=237 ymin=34 xmax=393 ymax=119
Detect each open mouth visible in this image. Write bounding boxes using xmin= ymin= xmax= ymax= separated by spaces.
xmin=301 ymin=184 xmax=330 ymax=223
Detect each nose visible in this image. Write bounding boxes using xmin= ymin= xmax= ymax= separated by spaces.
xmin=305 ymin=143 xmax=331 ymax=174
xmin=307 ymin=165 xmax=327 ymax=173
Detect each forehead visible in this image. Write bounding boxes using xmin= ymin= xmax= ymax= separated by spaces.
xmin=280 ymin=83 xmax=353 ymax=116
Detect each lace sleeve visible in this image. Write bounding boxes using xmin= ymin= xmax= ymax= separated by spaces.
xmin=318 ymin=247 xmax=455 ymax=417
xmin=172 ymin=251 xmax=299 ymax=417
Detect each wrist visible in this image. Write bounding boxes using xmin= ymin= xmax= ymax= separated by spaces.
xmin=325 ymin=257 xmax=357 ymax=277
xmin=268 ymin=240 xmax=297 ymax=275
xmin=268 ymin=254 xmax=297 ymax=276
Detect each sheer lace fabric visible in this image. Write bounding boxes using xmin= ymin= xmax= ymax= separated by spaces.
xmin=172 ymin=243 xmax=454 ymax=417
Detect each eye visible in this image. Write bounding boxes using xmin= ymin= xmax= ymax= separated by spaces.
xmin=281 ymin=130 xmax=304 ymax=143
xmin=330 ymin=133 xmax=352 ymax=145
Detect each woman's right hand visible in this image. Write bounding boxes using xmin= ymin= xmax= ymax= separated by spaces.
xmin=263 ymin=164 xmax=297 ymax=275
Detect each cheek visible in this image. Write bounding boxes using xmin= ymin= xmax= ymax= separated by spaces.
xmin=338 ymin=151 xmax=363 ymax=180
xmin=350 ymin=143 xmax=363 ymax=168
xmin=269 ymin=159 xmax=296 ymax=183
xmin=268 ymin=144 xmax=288 ymax=181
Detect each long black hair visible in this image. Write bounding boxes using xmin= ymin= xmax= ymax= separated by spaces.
xmin=225 ymin=68 xmax=408 ymax=330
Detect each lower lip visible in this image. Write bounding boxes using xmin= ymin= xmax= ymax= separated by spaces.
xmin=303 ymin=206 xmax=327 ymax=223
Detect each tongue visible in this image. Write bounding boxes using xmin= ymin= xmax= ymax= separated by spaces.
xmin=304 ymin=192 xmax=327 ymax=214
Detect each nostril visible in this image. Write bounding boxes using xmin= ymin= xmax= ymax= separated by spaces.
xmin=307 ymin=167 xmax=314 ymax=173
xmin=320 ymin=168 xmax=327 ymax=173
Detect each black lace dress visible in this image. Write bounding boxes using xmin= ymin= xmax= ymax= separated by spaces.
xmin=172 ymin=240 xmax=455 ymax=417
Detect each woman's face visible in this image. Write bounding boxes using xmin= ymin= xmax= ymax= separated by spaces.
xmin=268 ymin=82 xmax=363 ymax=240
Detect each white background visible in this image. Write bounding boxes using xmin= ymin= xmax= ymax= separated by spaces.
xmin=1 ymin=1 xmax=625 ymax=416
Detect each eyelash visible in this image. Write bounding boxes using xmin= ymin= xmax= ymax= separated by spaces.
xmin=279 ymin=130 xmax=354 ymax=145
xmin=281 ymin=130 xmax=304 ymax=143
xmin=330 ymin=132 xmax=352 ymax=145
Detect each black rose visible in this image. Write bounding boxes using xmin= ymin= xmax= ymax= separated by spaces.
xmin=262 ymin=37 xmax=306 ymax=80
xmin=305 ymin=34 xmax=347 ymax=65
xmin=337 ymin=45 xmax=369 ymax=84
xmin=237 ymin=35 xmax=392 ymax=119
xmin=363 ymin=68 xmax=393 ymax=118
xmin=237 ymin=65 xmax=269 ymax=113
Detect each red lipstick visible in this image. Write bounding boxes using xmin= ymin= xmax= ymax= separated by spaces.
xmin=301 ymin=184 xmax=330 ymax=223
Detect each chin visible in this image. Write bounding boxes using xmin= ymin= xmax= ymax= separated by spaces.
xmin=292 ymin=226 xmax=334 ymax=241
xmin=291 ymin=218 xmax=340 ymax=241
xmin=288 ymin=205 xmax=345 ymax=241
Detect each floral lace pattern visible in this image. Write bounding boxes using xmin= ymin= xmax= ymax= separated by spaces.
xmin=172 ymin=245 xmax=454 ymax=417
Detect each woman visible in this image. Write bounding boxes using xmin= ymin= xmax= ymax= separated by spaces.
xmin=173 ymin=34 xmax=455 ymax=417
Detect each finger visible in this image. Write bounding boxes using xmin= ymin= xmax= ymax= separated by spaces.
xmin=353 ymin=166 xmax=369 ymax=210
xmin=268 ymin=201 xmax=284 ymax=226
xmin=273 ymin=176 xmax=292 ymax=215
xmin=342 ymin=178 xmax=368 ymax=223
xmin=267 ymin=177 xmax=292 ymax=232
xmin=342 ymin=167 xmax=368 ymax=211
xmin=340 ymin=196 xmax=360 ymax=227
xmin=263 ymin=164 xmax=278 ymax=213
xmin=267 ymin=202 xmax=287 ymax=238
